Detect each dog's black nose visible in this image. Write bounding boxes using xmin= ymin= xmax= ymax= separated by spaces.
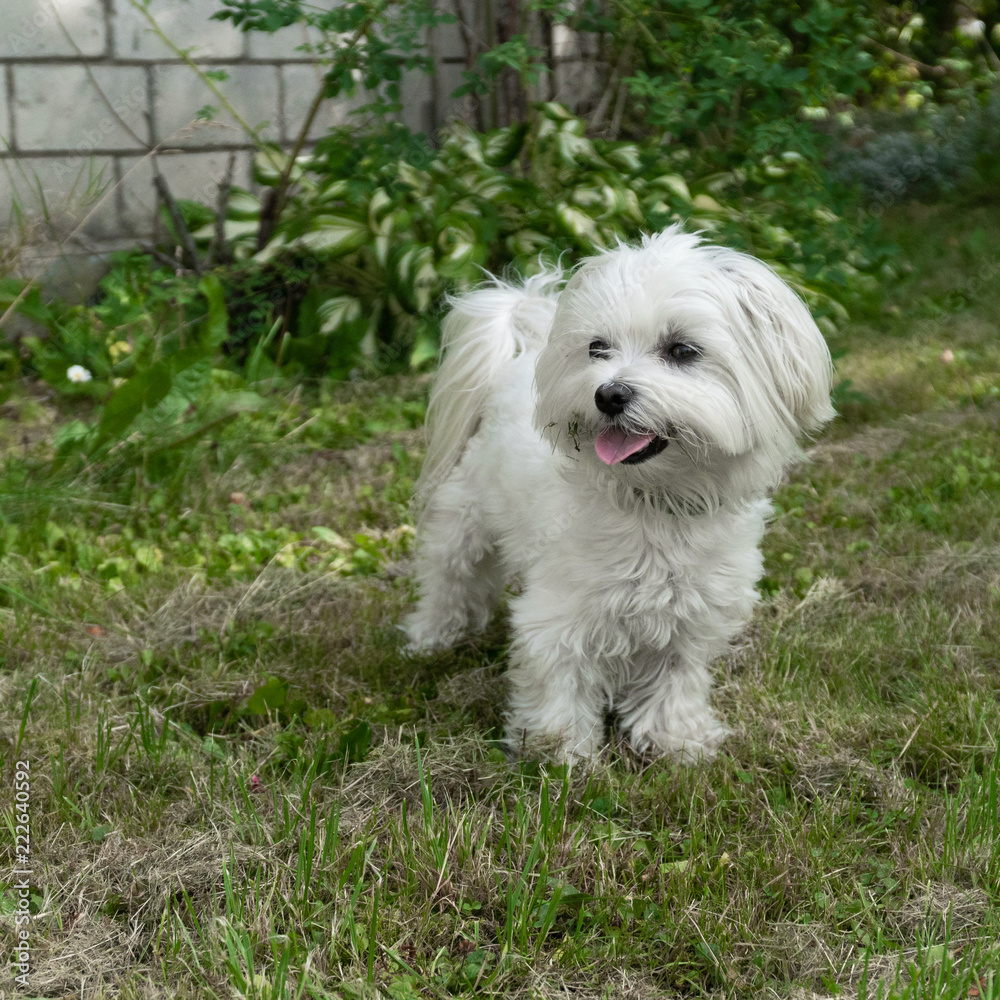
xmin=595 ymin=381 xmax=634 ymax=416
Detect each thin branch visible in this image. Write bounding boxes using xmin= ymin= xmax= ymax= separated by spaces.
xmin=257 ymin=4 xmax=391 ymax=250
xmin=589 ymin=39 xmax=633 ymax=133
xmin=141 ymin=244 xmax=186 ymax=270
xmin=208 ymin=152 xmax=237 ymax=268
xmin=451 ymin=0 xmax=484 ymax=131
xmin=611 ymin=0 xmax=667 ymax=57
xmin=426 ymin=0 xmax=440 ymax=132
xmin=484 ymin=0 xmax=498 ymax=129
xmin=980 ymin=38 xmax=1000 ymax=73
xmin=862 ymin=38 xmax=947 ymax=77
xmin=153 ymin=159 xmax=203 ymax=275
xmin=609 ymin=76 xmax=628 ymax=139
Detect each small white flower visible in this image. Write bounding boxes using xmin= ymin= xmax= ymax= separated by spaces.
xmin=67 ymin=365 xmax=93 ymax=383
xmin=957 ymin=17 xmax=986 ymax=40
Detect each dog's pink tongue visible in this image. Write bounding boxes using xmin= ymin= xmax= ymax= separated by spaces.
xmin=595 ymin=428 xmax=656 ymax=465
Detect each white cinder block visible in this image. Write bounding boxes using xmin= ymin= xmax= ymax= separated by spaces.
xmin=1 ymin=0 xmax=106 ymax=58
xmin=432 ymin=18 xmax=467 ymax=69
xmin=552 ymin=24 xmax=575 ymax=59
xmin=281 ymin=64 xmax=357 ymax=143
xmin=553 ymin=59 xmax=600 ymax=112
xmin=0 ymin=155 xmax=120 ymax=240
xmin=0 ymin=0 xmax=524 ymax=246
xmin=436 ymin=61 xmax=469 ymax=116
xmin=14 ymin=66 xmax=149 ymax=152
xmin=118 ymin=150 xmax=247 ymax=236
xmin=401 ymin=71 xmax=432 ymax=135
xmin=153 ymin=64 xmax=281 ymax=147
xmin=247 ymin=21 xmax=322 ymax=61
xmin=114 ymin=0 xmax=244 ymax=60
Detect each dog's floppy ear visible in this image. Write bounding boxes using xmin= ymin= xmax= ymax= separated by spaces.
xmin=721 ymin=254 xmax=836 ymax=434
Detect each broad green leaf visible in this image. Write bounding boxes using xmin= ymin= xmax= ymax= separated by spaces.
xmin=295 ymin=215 xmax=370 ymax=256
xmin=570 ymin=187 xmax=604 ymax=210
xmin=338 ymin=720 xmax=371 ymax=763
xmin=246 ymin=677 xmax=288 ymax=714
xmin=97 ymin=345 xmax=210 ymax=442
xmin=205 ymin=390 xmax=266 ymax=418
xmin=252 ymin=148 xmax=293 ymax=185
xmin=394 ymin=245 xmax=437 ymax=312
xmin=688 ymin=215 xmax=721 ymax=231
xmin=253 ymin=232 xmax=288 ymax=263
xmin=192 ymin=219 xmax=259 ymax=243
xmin=621 ymin=188 xmax=642 ymax=222
xmin=368 ymin=188 xmax=395 ymax=232
xmin=556 ymin=131 xmax=603 ymax=169
xmin=199 ymin=274 xmax=229 ymax=349
xmin=691 ymin=193 xmax=725 ymax=213
xmin=395 ymin=161 xmax=430 ymax=192
xmin=317 ymin=179 xmax=351 ymax=203
xmin=409 ymin=325 xmax=439 ymax=369
xmin=604 ymin=144 xmax=641 ymax=173
xmin=170 ymin=356 xmax=214 ymax=401
xmin=311 ymin=526 xmax=350 ymax=549
xmin=226 ymin=190 xmax=261 ymax=219
xmin=507 ymin=229 xmax=553 ymax=257
xmin=555 ymin=203 xmax=601 ymax=244
xmin=484 ymin=121 xmax=529 ymax=167
xmin=650 ymin=174 xmax=692 ymax=201
xmin=437 ymin=239 xmax=476 ymax=277
xmin=539 ymin=101 xmax=575 ymax=121
xmin=318 ymin=295 xmax=363 ymax=334
xmin=97 ymin=363 xmax=173 ymax=441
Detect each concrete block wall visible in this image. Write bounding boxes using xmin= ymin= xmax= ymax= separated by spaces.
xmin=0 ymin=0 xmax=440 ymax=249
xmin=0 ymin=1 xmax=600 ymax=253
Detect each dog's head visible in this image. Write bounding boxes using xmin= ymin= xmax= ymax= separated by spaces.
xmin=533 ymin=227 xmax=835 ymax=509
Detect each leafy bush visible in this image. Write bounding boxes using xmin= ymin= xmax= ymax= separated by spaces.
xmin=5 ymin=263 xmax=267 ymax=484
xmin=9 ymin=0 xmax=949 ymax=416
xmin=9 ymin=101 xmax=892 ymax=398
xmin=5 ymin=254 xmax=203 ymax=400
xmin=190 ymin=102 xmax=886 ymax=375
xmin=829 ymin=89 xmax=1000 ymax=204
xmin=618 ymin=0 xmax=877 ymax=169
xmin=212 ymin=0 xmax=450 ymax=122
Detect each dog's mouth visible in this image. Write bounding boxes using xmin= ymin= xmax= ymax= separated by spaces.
xmin=594 ymin=427 xmax=670 ymax=465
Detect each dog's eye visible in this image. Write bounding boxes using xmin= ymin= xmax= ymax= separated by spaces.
xmin=666 ymin=342 xmax=699 ymax=362
xmin=589 ymin=340 xmax=612 ymax=360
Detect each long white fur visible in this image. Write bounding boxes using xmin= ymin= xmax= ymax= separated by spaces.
xmin=406 ymin=227 xmax=834 ymax=762
xmin=414 ymin=268 xmax=562 ymax=502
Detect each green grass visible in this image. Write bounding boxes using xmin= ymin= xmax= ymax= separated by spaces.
xmin=1 ymin=203 xmax=999 ymax=999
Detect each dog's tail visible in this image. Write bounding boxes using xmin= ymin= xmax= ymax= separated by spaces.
xmin=414 ymin=267 xmax=563 ymax=505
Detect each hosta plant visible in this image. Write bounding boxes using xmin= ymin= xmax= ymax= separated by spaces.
xmin=198 ymin=103 xmax=868 ymax=375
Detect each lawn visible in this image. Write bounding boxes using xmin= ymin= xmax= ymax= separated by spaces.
xmin=1 ymin=203 xmax=999 ymax=999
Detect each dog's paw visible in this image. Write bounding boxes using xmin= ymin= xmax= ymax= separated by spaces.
xmin=629 ymin=717 xmax=732 ymax=765
xmin=401 ymin=615 xmax=462 ymax=656
xmin=504 ymin=727 xmax=605 ymax=767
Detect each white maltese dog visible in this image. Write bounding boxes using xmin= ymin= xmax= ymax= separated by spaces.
xmin=405 ymin=227 xmax=834 ymax=763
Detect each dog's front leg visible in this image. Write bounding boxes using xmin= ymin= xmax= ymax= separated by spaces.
xmin=504 ymin=605 xmax=609 ymax=762
xmin=616 ymin=649 xmax=731 ymax=763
